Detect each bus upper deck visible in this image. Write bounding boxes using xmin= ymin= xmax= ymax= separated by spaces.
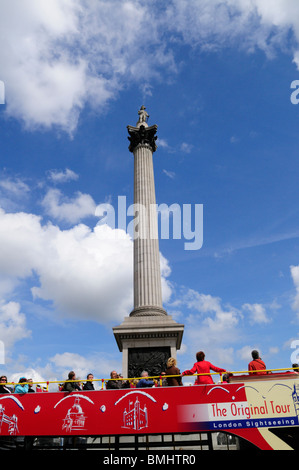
xmin=0 ymin=367 xmax=299 ymax=450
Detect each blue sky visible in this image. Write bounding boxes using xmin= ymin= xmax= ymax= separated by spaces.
xmin=1 ymin=0 xmax=299 ymax=387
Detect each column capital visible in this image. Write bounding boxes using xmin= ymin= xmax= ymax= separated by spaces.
xmin=127 ymin=124 xmax=158 ymax=153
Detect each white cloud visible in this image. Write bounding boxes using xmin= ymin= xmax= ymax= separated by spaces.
xmin=1 ymin=0 xmax=299 ymax=133
xmin=170 ymin=287 xmax=276 ymax=368
xmin=0 ymin=207 xmax=133 ymax=324
xmin=167 ymin=0 xmax=299 ymax=60
xmin=0 ymin=177 xmax=31 ymax=211
xmin=163 ymin=169 xmax=176 ymax=179
xmin=0 ymin=210 xmax=44 ymax=278
xmin=183 ymin=290 xmax=239 ymax=332
xmin=237 ymin=345 xmax=255 ymax=362
xmin=0 ymin=0 xmax=86 ymax=133
xmin=10 ymin=369 xmax=45 ymax=389
xmin=30 ymin=223 xmax=134 ymax=323
xmin=242 ymin=302 xmax=270 ymax=324
xmin=47 ymin=168 xmax=79 ymax=184
xmin=8 ymin=351 xmax=125 ymax=388
xmin=0 ymin=178 xmax=30 ymax=196
xmin=250 ymin=0 xmax=299 ymax=34
xmin=0 ymin=206 xmax=173 ymax=327
xmin=0 ymin=301 xmax=31 ymax=357
xmin=49 ymin=352 xmax=91 ymax=371
xmin=41 ymin=188 xmax=96 ymax=223
xmin=158 ymin=139 xmax=170 ymax=150
xmin=48 ymin=352 xmax=121 ymax=383
xmin=180 ymin=143 xmax=193 ymax=154
xmin=179 ymin=290 xmax=241 ymax=363
xmin=0 ymin=0 xmax=174 ymax=133
xmin=269 ymin=346 xmax=279 ymax=356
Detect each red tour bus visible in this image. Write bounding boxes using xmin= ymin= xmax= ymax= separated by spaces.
xmin=0 ymin=370 xmax=299 ymax=450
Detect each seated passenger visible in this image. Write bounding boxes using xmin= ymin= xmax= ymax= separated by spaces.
xmin=0 ymin=376 xmax=11 ymax=394
xmin=130 ymin=379 xmax=138 ymax=388
xmin=136 ymin=371 xmax=155 ymax=388
xmin=221 ymin=373 xmax=232 ymax=383
xmin=158 ymin=372 xmax=168 ymax=387
xmin=62 ymin=371 xmax=82 ymax=392
xmin=14 ymin=377 xmax=29 ymax=394
xmin=182 ymin=351 xmax=226 ymax=385
xmin=83 ymin=373 xmax=95 ymax=390
xmin=248 ymin=350 xmax=267 ymax=375
xmin=118 ymin=374 xmax=130 ymax=388
xmin=28 ymin=378 xmax=35 ymax=392
xmin=164 ymin=357 xmax=182 ymax=386
xmin=106 ymin=371 xmax=129 ymax=389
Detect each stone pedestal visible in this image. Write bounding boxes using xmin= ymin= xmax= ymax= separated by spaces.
xmin=113 ymin=315 xmax=184 ymax=378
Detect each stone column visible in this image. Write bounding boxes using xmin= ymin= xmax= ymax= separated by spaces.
xmin=113 ymin=107 xmax=184 ymax=378
xmin=128 ymin=112 xmax=166 ymax=317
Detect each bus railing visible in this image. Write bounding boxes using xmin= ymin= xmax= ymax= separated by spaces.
xmin=4 ymin=366 xmax=299 ymax=391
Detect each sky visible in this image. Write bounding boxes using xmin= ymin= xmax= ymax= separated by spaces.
xmin=1 ymin=0 xmax=299 ymax=388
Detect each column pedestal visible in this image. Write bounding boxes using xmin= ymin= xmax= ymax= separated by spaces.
xmin=113 ymin=315 xmax=184 ymax=378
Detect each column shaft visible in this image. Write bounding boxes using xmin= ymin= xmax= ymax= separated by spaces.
xmin=131 ymin=143 xmax=166 ymax=316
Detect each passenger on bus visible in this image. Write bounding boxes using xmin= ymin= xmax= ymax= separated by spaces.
xmin=164 ymin=357 xmax=182 ymax=386
xmin=14 ymin=377 xmax=29 ymax=393
xmin=130 ymin=379 xmax=138 ymax=388
xmin=0 ymin=376 xmax=11 ymax=393
xmin=83 ymin=373 xmax=95 ymax=390
xmin=285 ymin=364 xmax=299 ymax=375
xmin=220 ymin=373 xmax=232 ymax=383
xmin=136 ymin=371 xmax=155 ymax=388
xmin=248 ymin=350 xmax=267 ymax=375
xmin=106 ymin=371 xmax=129 ymax=389
xmin=118 ymin=374 xmax=130 ymax=388
xmin=62 ymin=371 xmax=82 ymax=392
xmin=181 ymin=351 xmax=226 ymax=385
xmin=158 ymin=372 xmax=167 ymax=387
xmin=28 ymin=378 xmax=35 ymax=392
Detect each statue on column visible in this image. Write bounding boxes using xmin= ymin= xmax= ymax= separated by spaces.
xmin=136 ymin=105 xmax=149 ymax=127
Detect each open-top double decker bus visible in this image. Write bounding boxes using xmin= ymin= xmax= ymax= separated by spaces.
xmin=1 ymin=369 xmax=299 ymax=450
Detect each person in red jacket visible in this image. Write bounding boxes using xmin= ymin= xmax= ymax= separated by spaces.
xmin=182 ymin=351 xmax=226 ymax=385
xmin=248 ymin=350 xmax=267 ymax=375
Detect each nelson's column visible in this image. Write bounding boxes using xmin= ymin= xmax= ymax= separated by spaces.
xmin=113 ymin=106 xmax=184 ymax=379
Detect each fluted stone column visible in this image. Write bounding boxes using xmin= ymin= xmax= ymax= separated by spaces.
xmin=128 ymin=114 xmax=166 ymax=317
xmin=113 ymin=107 xmax=184 ymax=378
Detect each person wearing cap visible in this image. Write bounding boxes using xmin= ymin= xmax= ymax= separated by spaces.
xmin=14 ymin=377 xmax=29 ymax=393
xmin=248 ymin=350 xmax=267 ymax=375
